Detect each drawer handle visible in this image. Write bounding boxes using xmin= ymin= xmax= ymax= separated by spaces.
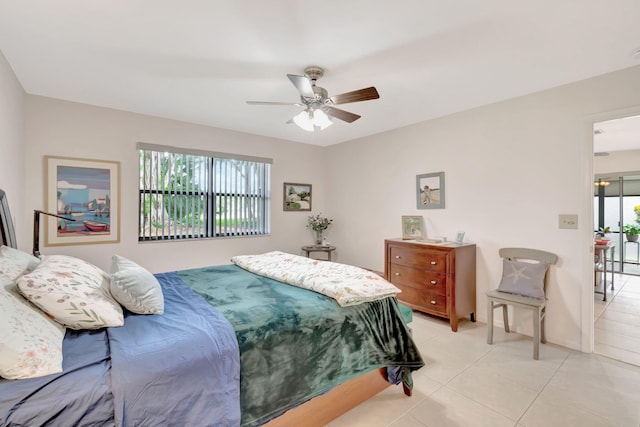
xmin=430 ymin=300 xmax=437 ymax=305
xmin=395 ymin=255 xmax=401 ymax=259
xmin=429 ymin=280 xmax=437 ymax=285
xmin=395 ymin=272 xmax=400 ymax=276
xmin=430 ymin=261 xmax=437 ymax=265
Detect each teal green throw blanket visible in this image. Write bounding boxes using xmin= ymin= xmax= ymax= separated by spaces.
xmin=177 ymin=264 xmax=424 ymax=427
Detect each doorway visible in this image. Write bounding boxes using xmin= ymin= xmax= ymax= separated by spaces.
xmin=593 ymin=115 xmax=640 ymax=367
xmin=594 ymin=174 xmax=640 ymax=275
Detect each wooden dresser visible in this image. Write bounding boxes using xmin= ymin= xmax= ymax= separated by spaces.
xmin=384 ymin=238 xmax=476 ymax=332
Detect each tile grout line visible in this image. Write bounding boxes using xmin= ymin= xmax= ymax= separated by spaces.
xmin=513 ymin=349 xmax=572 ymax=426
xmin=594 ymin=275 xmax=640 ymax=365
xmin=429 ymin=344 xmax=530 ymax=426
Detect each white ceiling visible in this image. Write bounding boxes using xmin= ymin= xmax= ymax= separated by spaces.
xmin=594 ymin=115 xmax=640 ymax=153
xmin=1 ymin=1 xmax=639 ymax=147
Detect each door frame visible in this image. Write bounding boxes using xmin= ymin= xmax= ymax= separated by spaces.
xmin=584 ymin=105 xmax=640 ymax=353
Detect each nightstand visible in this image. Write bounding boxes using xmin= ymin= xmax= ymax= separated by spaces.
xmin=301 ymin=245 xmax=336 ymax=261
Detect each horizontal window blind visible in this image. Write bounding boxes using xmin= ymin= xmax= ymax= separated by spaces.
xmin=138 ymin=143 xmax=271 ymax=241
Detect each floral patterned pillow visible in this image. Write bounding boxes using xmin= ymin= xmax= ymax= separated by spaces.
xmin=0 ymin=276 xmax=65 ymax=380
xmin=0 ymin=245 xmax=40 ymax=281
xmin=17 ymin=255 xmax=124 ymax=330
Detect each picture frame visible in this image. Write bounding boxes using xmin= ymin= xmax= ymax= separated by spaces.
xmin=283 ymin=182 xmax=312 ymax=211
xmin=456 ymin=231 xmax=465 ymax=244
xmin=402 ymin=215 xmax=424 ymax=240
xmin=45 ymin=156 xmax=120 ymax=247
xmin=416 ymin=172 xmax=445 ymax=209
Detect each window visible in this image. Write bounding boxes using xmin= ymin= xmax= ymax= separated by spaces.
xmin=138 ymin=143 xmax=271 ymax=241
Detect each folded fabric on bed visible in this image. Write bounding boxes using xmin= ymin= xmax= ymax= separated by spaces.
xmin=108 ymin=272 xmax=241 ymax=427
xmin=176 ymin=264 xmax=424 ymax=427
xmin=231 ymin=251 xmax=400 ymax=307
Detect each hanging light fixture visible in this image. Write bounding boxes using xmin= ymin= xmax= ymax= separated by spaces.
xmin=293 ymin=110 xmax=314 ymax=131
xmin=312 ymin=109 xmax=332 ymax=130
xmin=594 ymin=178 xmax=610 ymax=187
xmin=292 ymin=108 xmax=333 ymax=132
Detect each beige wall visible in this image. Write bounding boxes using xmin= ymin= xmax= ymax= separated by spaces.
xmin=0 ymin=50 xmax=25 ymax=246
xmin=327 ymin=65 xmax=640 ymax=352
xmin=594 ymin=150 xmax=640 ymax=175
xmin=23 ymin=96 xmax=327 ymax=272
xmin=10 ymin=49 xmax=640 ymax=353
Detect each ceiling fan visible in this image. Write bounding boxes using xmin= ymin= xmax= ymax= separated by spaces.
xmin=246 ymin=66 xmax=379 ymax=131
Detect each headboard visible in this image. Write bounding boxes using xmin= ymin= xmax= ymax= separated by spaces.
xmin=0 ymin=189 xmax=17 ymax=248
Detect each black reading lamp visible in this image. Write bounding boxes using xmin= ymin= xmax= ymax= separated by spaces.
xmin=32 ymin=209 xmax=76 ymax=257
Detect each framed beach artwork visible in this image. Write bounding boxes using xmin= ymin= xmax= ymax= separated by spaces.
xmin=283 ymin=182 xmax=312 ymax=211
xmin=402 ymin=216 xmax=424 ymax=240
xmin=416 ymin=172 xmax=445 ymax=209
xmin=45 ymin=156 xmax=120 ymax=247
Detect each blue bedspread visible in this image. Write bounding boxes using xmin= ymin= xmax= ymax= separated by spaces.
xmin=108 ymin=272 xmax=240 ymax=426
xmin=0 ymin=330 xmax=114 ymax=426
xmin=0 ymin=274 xmax=241 ymax=427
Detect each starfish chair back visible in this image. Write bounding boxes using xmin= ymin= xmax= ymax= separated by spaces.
xmin=486 ymin=248 xmax=558 ymax=360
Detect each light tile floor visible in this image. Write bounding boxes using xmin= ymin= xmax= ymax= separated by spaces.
xmin=595 ymin=272 xmax=640 ymax=367
xmin=329 ymin=300 xmax=640 ymax=427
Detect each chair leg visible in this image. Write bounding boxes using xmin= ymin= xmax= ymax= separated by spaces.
xmin=541 ymin=309 xmax=546 ymax=344
xmin=533 ymin=311 xmax=540 ymax=360
xmin=487 ymin=299 xmax=494 ymax=344
xmin=502 ymin=305 xmax=510 ymax=333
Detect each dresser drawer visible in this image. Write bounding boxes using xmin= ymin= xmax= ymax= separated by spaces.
xmin=397 ymin=287 xmax=448 ymax=316
xmin=389 ymin=245 xmax=447 ymax=273
xmin=385 ymin=239 xmax=476 ymax=332
xmin=388 ymin=263 xmax=447 ymax=292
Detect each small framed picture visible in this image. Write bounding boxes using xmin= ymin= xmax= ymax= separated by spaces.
xmin=456 ymin=231 xmax=465 ymax=244
xmin=402 ymin=216 xmax=424 ymax=240
xmin=416 ymin=172 xmax=445 ymax=209
xmin=283 ymin=183 xmax=312 ymax=211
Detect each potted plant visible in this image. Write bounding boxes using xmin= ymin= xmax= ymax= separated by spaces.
xmin=595 ymin=226 xmax=611 ymax=239
xmin=307 ymin=213 xmax=333 ymax=246
xmin=623 ymin=224 xmax=640 ymax=242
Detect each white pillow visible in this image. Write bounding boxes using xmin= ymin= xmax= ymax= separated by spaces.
xmin=110 ymin=255 xmax=164 ymax=315
xmin=17 ymin=255 xmax=124 ymax=330
xmin=0 ymin=276 xmax=65 ymax=380
xmin=0 ymin=245 xmax=40 ymax=281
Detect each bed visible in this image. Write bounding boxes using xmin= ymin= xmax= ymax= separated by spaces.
xmin=0 ymin=189 xmax=424 ymax=426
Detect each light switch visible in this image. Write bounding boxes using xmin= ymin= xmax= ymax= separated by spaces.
xmin=559 ymin=214 xmax=578 ymax=229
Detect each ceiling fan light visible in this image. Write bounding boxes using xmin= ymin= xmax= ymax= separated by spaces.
xmin=293 ymin=110 xmax=314 ymax=132
xmin=313 ymin=109 xmax=333 ymax=130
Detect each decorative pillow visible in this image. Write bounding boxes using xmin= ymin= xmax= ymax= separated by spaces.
xmin=0 ymin=245 xmax=40 ymax=281
xmin=110 ymin=255 xmax=164 ymax=315
xmin=17 ymin=255 xmax=124 ymax=330
xmin=497 ymin=258 xmax=550 ymax=299
xmin=0 ymin=276 xmax=65 ymax=380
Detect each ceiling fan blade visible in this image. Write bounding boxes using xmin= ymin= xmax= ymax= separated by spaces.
xmin=330 ymin=87 xmax=379 ymax=105
xmin=323 ymin=106 xmax=361 ymax=123
xmin=287 ymin=74 xmax=315 ymax=98
xmin=246 ymin=101 xmax=303 ymax=106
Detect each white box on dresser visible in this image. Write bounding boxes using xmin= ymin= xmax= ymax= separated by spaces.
xmin=384 ymin=238 xmax=476 ymax=332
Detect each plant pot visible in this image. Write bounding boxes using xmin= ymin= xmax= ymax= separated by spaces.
xmin=626 ymin=233 xmax=639 ymax=242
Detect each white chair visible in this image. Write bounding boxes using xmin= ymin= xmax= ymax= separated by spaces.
xmin=486 ymin=248 xmax=558 ymax=360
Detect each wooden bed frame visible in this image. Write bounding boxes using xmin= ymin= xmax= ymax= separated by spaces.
xmin=0 ymin=189 xmax=410 ymax=426
xmin=267 ymin=368 xmax=393 ymax=426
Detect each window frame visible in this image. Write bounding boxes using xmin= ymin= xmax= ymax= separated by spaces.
xmin=137 ymin=142 xmax=271 ymax=242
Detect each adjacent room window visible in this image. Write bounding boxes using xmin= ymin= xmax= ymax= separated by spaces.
xmin=138 ymin=143 xmax=271 ymax=241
